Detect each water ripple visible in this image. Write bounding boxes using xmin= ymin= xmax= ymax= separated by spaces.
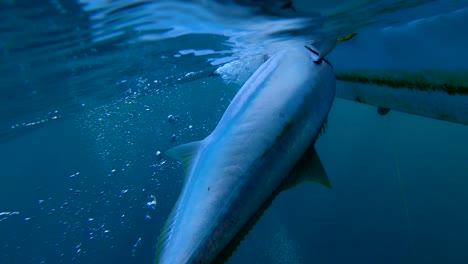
xmin=0 ymin=0 xmax=464 ymax=143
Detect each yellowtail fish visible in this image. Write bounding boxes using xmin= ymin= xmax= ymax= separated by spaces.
xmin=156 ymin=45 xmax=335 ymax=263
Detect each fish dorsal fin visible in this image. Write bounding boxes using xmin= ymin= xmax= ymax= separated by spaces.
xmin=166 ymin=140 xmax=203 ymax=176
xmin=283 ymin=145 xmax=331 ymax=191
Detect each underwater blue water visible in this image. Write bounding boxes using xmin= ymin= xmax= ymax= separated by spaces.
xmin=1 ymin=0 xmax=468 ymax=263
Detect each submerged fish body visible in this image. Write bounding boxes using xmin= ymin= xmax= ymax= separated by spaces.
xmin=156 ymin=46 xmax=335 ymax=264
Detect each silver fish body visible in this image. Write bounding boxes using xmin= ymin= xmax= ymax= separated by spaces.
xmin=156 ymin=46 xmax=335 ymax=264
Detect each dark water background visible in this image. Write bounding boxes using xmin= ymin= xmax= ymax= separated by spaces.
xmin=1 ymin=0 xmax=468 ymax=263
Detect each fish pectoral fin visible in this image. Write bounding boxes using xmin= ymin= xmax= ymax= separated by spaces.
xmin=306 ymin=32 xmax=356 ymax=63
xmin=283 ymin=146 xmax=331 ymax=191
xmin=166 ymin=140 xmax=203 ymax=175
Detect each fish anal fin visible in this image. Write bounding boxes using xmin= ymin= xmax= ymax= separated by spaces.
xmin=283 ymin=145 xmax=331 ymax=191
